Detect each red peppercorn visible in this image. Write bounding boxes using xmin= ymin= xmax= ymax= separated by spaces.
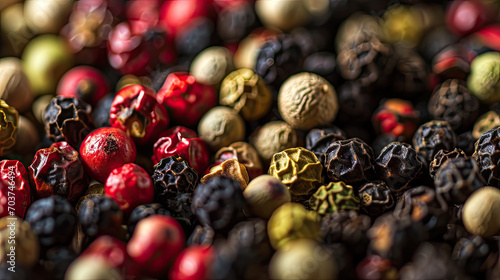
xmin=152 ymin=126 xmax=210 ymax=174
xmin=156 ymin=72 xmax=217 ymax=128
xmin=29 ymin=142 xmax=89 ymax=204
xmin=80 ymin=127 xmax=137 ymax=183
xmin=127 ymin=215 xmax=185 ymax=278
xmin=169 ymin=245 xmax=216 ymax=280
xmin=446 ymin=0 xmax=496 ymax=36
xmin=110 ymin=84 xmax=169 ymax=145
xmin=125 ymin=0 xmax=161 ymax=36
xmin=105 ymin=163 xmax=154 ymax=216
xmin=158 ymin=0 xmax=215 ymax=38
xmin=57 ymin=66 xmax=110 ymax=107
xmin=81 ymin=235 xmax=139 ymax=278
xmin=0 ymin=160 xmax=32 ymax=219
xmin=372 ymin=99 xmax=419 ymax=139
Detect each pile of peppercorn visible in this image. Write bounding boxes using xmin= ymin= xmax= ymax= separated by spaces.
xmin=4 ymin=0 xmax=500 ymax=279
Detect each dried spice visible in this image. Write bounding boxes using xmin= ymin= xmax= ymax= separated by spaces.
xmin=473 ymin=127 xmax=500 ymax=187
xmin=390 ymin=49 xmax=429 ymax=98
xmin=0 ymin=99 xmax=18 ymax=156
xmin=310 ymin=181 xmax=360 ymax=215
xmin=468 ymin=52 xmax=500 ymax=103
xmin=462 ymin=187 xmax=500 ymax=237
xmin=44 ymin=96 xmax=94 ymax=148
xmin=453 ymin=236 xmax=499 ymax=276
xmin=325 ymin=138 xmax=375 ymax=185
xmin=215 ymin=142 xmax=263 ymax=180
xmin=187 ymin=225 xmax=215 ymax=246
xmin=152 ymin=156 xmax=198 ymax=204
xmin=412 ymin=120 xmax=457 ymax=165
xmin=306 ymin=125 xmax=347 ymax=164
xmin=227 ymin=218 xmax=272 ymax=262
xmin=201 ymin=159 xmax=249 ymax=190
xmin=473 ymin=110 xmax=500 ymax=139
xmin=243 ymin=174 xmax=291 ymax=219
xmin=372 ymin=99 xmax=419 ymax=139
xmin=0 ymin=160 xmax=32 ymax=219
xmin=268 ymin=147 xmax=323 ymax=201
xmin=434 ymin=157 xmax=485 ymax=204
xmin=78 ymin=196 xmax=123 ymax=239
xmin=250 ymin=121 xmax=300 ymax=163
xmin=358 ymin=180 xmax=395 ymax=217
xmin=429 ymin=148 xmax=467 ymax=178
xmin=127 ymin=203 xmax=171 ymax=236
xmin=198 ymin=106 xmax=245 ymax=151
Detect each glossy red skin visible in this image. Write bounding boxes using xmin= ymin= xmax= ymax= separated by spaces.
xmin=29 ymin=142 xmax=89 ymax=204
xmin=82 ymin=235 xmax=139 ymax=277
xmin=105 ymin=163 xmax=153 ymax=216
xmin=152 ymin=126 xmax=210 ymax=175
xmin=169 ymin=246 xmax=216 ymax=280
xmin=372 ymin=99 xmax=419 ymax=139
xmin=126 ymin=0 xmax=161 ymax=36
xmin=80 ymin=127 xmax=137 ymax=183
xmin=127 ymin=215 xmax=185 ymax=278
xmin=0 ymin=160 xmax=32 ymax=219
xmin=159 ymin=0 xmax=215 ymax=37
xmin=110 ymin=84 xmax=169 ymax=145
xmin=446 ymin=0 xmax=496 ymax=36
xmin=57 ymin=66 xmax=110 ymax=107
xmin=472 ymin=24 xmax=500 ymax=51
xmin=157 ymin=72 xmax=216 ymax=127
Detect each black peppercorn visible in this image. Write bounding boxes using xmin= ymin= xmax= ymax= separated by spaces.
xmin=358 ymin=180 xmax=395 ymax=217
xmin=91 ymin=93 xmax=115 ymax=128
xmin=371 ymin=133 xmax=407 ymax=157
xmin=434 ymin=157 xmax=485 ymax=205
xmin=227 ymin=218 xmax=272 ymax=262
xmin=127 ymin=203 xmax=171 ymax=236
xmin=335 ymin=81 xmax=377 ymax=125
xmin=164 ymin=193 xmax=197 ymax=236
xmin=25 ymin=195 xmax=77 ymax=248
xmin=152 ymin=156 xmax=198 ymax=205
xmin=306 ymin=125 xmax=346 ymax=164
xmin=453 ymin=236 xmax=499 ymax=276
xmin=41 ymin=247 xmax=78 ymax=280
xmin=325 ymin=138 xmax=375 ymax=185
xmin=456 ymin=131 xmax=475 ymax=156
xmin=192 ymin=177 xmax=247 ymax=233
xmin=412 ymin=120 xmax=457 ymax=165
xmin=428 ymin=79 xmax=479 ymax=132
xmin=187 ymin=225 xmax=215 ymax=246
xmin=429 ymin=148 xmax=467 ymax=178
xmin=473 ymin=127 xmax=500 ymax=187
xmin=217 ymin=2 xmax=256 ymax=43
xmin=374 ymin=142 xmax=422 ymax=193
xmin=302 ymin=52 xmax=340 ymax=85
xmin=390 ymin=49 xmax=429 ymax=100
xmin=43 ymin=96 xmax=95 ymax=149
xmin=78 ymin=196 xmax=123 ymax=240
xmin=175 ymin=18 xmax=216 ymax=57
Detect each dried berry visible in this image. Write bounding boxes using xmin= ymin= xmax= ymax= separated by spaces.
xmin=243 ymin=174 xmax=291 ymax=220
xmin=43 ymin=96 xmax=94 ymax=149
xmin=169 ymin=245 xmax=216 ymax=280
xmin=228 ymin=218 xmax=272 ymax=262
xmin=429 ymin=148 xmax=467 ymax=178
xmin=57 ymin=66 xmax=110 ymax=107
xmin=198 ymin=106 xmax=245 ymax=151
xmin=372 ymin=99 xmax=419 ymax=139
xmin=310 ymin=181 xmax=360 ymax=215
xmin=462 ymin=187 xmax=500 ymax=237
xmin=127 ymin=203 xmax=171 ymax=236
xmin=374 ymin=142 xmax=422 ymax=193
xmin=187 ymin=225 xmax=215 ymax=246
xmin=192 ymin=177 xmax=247 ymax=233
xmin=325 ymin=138 xmax=375 ymax=185
xmin=152 ymin=156 xmax=198 ymax=204
xmin=91 ymin=93 xmax=115 ymax=128
xmin=201 ymin=159 xmax=249 ymax=190
xmin=250 ymin=121 xmax=300 ymax=163
xmin=25 ymin=195 xmax=77 ymax=248
xmin=78 ymin=196 xmax=123 ymax=239
xmin=0 ymin=99 xmax=18 ymax=156
xmin=412 ymin=120 xmax=457 ymax=164
xmin=432 ymin=43 xmax=472 ymax=80
xmin=29 ymin=142 xmax=89 ymax=204
xmin=358 ymin=180 xmax=395 ymax=217
xmin=0 ymin=160 xmax=32 ymax=218
xmin=453 ymin=236 xmax=498 ymax=276
xmin=215 ymin=142 xmax=263 ymax=180
xmin=473 ymin=111 xmax=500 ymax=139
xmin=390 ymin=49 xmax=429 ymax=98
xmin=335 ymin=81 xmax=376 ymax=125
xmin=268 ymin=147 xmax=323 ymax=201
xmin=428 ymin=79 xmax=479 ymax=132
xmin=473 ymin=127 xmax=500 ymax=187
xmin=162 ymin=192 xmax=197 ymax=235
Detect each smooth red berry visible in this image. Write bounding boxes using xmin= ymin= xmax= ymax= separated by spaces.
xmin=127 ymin=215 xmax=185 ymax=278
xmin=80 ymin=127 xmax=137 ymax=183
xmin=57 ymin=66 xmax=110 ymax=107
xmin=169 ymin=245 xmax=216 ymax=280
xmin=105 ymin=163 xmax=153 ymax=216
xmin=0 ymin=160 xmax=32 ymax=218
xmin=446 ymin=0 xmax=496 ymax=36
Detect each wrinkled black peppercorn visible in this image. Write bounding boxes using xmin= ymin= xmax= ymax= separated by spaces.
xmin=152 ymin=156 xmax=198 ymax=205
xmin=412 ymin=120 xmax=457 ymax=165
xmin=187 ymin=225 xmax=216 ymax=246
xmin=306 ymin=125 xmax=347 ymax=165
xmin=473 ymin=127 xmax=500 ymax=188
xmin=453 ymin=236 xmax=499 ymax=276
xmin=78 ymin=196 xmax=123 ymax=239
xmin=358 ymin=180 xmax=395 ymax=217
xmin=127 ymin=203 xmax=171 ymax=236
xmin=429 ymin=148 xmax=467 ymax=178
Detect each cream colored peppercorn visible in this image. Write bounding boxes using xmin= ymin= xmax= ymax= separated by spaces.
xmin=462 ymin=187 xmax=500 ymax=237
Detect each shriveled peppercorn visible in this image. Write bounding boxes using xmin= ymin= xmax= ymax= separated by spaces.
xmin=473 ymin=111 xmax=500 ymax=139
xmin=127 ymin=203 xmax=171 ymax=236
xmin=78 ymin=196 xmax=123 ymax=240
xmin=453 ymin=236 xmax=498 ymax=276
xmin=41 ymin=247 xmax=78 ymax=280
xmin=358 ymin=180 xmax=395 ymax=217
xmin=412 ymin=120 xmax=457 ymax=165
xmin=310 ymin=181 xmax=360 ymax=215
xmin=0 ymin=99 xmax=18 ymax=156
xmin=215 ymin=142 xmax=263 ymax=180
xmin=325 ymin=138 xmax=375 ymax=185
xmin=152 ymin=156 xmax=198 ymax=205
xmin=429 ymin=148 xmax=467 ymax=178
xmin=187 ymin=225 xmax=215 ymax=246
xmin=306 ymin=125 xmax=347 ymax=164
xmin=201 ymin=159 xmax=250 ymax=190
xmin=227 ymin=218 xmax=272 ymax=262
xmin=473 ymin=127 xmax=500 ymax=187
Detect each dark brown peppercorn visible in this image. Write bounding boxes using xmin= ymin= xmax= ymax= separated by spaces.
xmin=127 ymin=203 xmax=171 ymax=236
xmin=187 ymin=225 xmax=215 ymax=247
xmin=335 ymin=81 xmax=377 ymax=125
xmin=306 ymin=125 xmax=347 ymax=164
xmin=434 ymin=157 xmax=485 ymax=205
xmin=390 ymin=49 xmax=429 ymax=99
xmin=44 ymin=96 xmax=95 ymax=148
xmin=374 ymin=142 xmax=422 ymax=193
xmin=429 ymin=148 xmax=467 ymax=178
xmin=473 ymin=127 xmax=500 ymax=187
xmin=78 ymin=196 xmax=123 ymax=240
xmin=227 ymin=218 xmax=272 ymax=262
xmin=325 ymin=138 xmax=375 ymax=185
xmin=358 ymin=180 xmax=395 ymax=218
xmin=452 ymin=236 xmax=499 ymax=276
xmin=428 ymin=79 xmax=479 ymax=132
xmin=456 ymin=131 xmax=475 ymax=156
xmin=412 ymin=120 xmax=457 ymax=165
xmin=152 ymin=156 xmax=198 ymax=205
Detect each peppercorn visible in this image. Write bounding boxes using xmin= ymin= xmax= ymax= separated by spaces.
xmin=127 ymin=215 xmax=185 ymax=278
xmin=255 ymin=0 xmax=309 ymax=32
xmin=43 ymin=96 xmax=95 ymax=148
xmin=473 ymin=110 xmax=500 ymax=139
xmin=198 ymin=106 xmax=245 ymax=151
xmin=190 ymin=46 xmax=234 ymax=88
xmin=412 ymin=120 xmax=457 ymax=165
xmin=431 ymin=43 xmax=472 ymax=80
xmin=0 ymin=57 xmax=34 ymax=112
xmin=428 ymin=79 xmax=479 ymax=132
xmin=468 ymin=52 xmax=500 ymax=103
xmin=390 ymin=49 xmax=429 ymax=99
xmin=170 ymin=245 xmax=216 ymax=280
xmin=267 ymin=202 xmax=320 ymax=250
xmin=382 ymin=4 xmax=424 ymax=48
xmin=372 ymin=99 xmax=420 ymax=139
xmin=65 ymin=256 xmax=122 ymax=280
xmin=335 ymin=13 xmax=383 ymax=52
xmin=356 ymin=255 xmax=398 ymax=280
xmin=216 ymin=1 xmax=257 ymax=42
xmin=456 ymin=131 xmax=476 ymax=156
xmin=219 ymin=68 xmax=272 ymax=121
xmin=452 ymin=236 xmax=498 ymax=276
xmin=24 ymin=0 xmax=72 ymax=35
xmin=29 ymin=141 xmax=89 ymax=204
xmin=358 ymin=180 xmax=395 ymax=218
xmin=268 ymin=147 xmax=323 ymax=201
xmin=325 ymin=138 xmax=375 ymax=185
xmin=156 ymin=72 xmax=217 ymax=127
xmin=57 ymin=66 xmax=110 ymax=108
xmin=192 ymin=177 xmax=247 ymax=233
xmin=0 ymin=160 xmax=32 ymax=218
xmin=91 ymin=93 xmax=115 ymax=128
xmin=127 ymin=204 xmax=170 ymax=236
xmin=0 ymin=99 xmax=18 ymax=156
xmin=25 ymin=195 xmax=77 ymax=248
xmin=80 ymin=127 xmax=136 ymax=183
xmin=215 ymin=141 xmax=263 ymax=180
xmin=228 ymin=218 xmax=271 ymax=260
xmin=78 ymin=196 xmax=123 ymax=240
xmin=187 ymin=225 xmax=215 ymax=246
xmin=163 ymin=192 xmax=197 ymax=236
xmin=105 ymin=163 xmax=154 ymax=217
xmin=201 ymin=159 xmax=250 ymax=189
xmin=374 ymin=142 xmax=422 ymax=193
xmin=42 ymin=247 xmax=78 ymax=280
xmin=152 ymin=156 xmax=198 ymax=204
xmin=473 ymin=127 xmax=500 ymax=187
xmin=250 ymin=121 xmax=301 ymax=163
xmin=0 ymin=217 xmax=39 ymax=268
xmin=429 ymin=148 xmax=467 ymax=178
xmin=446 ymin=0 xmax=496 ymax=36
xmin=152 ymin=126 xmax=210 ymax=175
xmin=310 ymin=181 xmax=360 ymax=215
xmin=306 ymin=125 xmax=347 ymax=164
xmin=243 ymin=174 xmax=291 ymax=220
xmin=462 ymin=187 xmax=500 ymax=237
xmin=335 ymin=81 xmax=377 ymax=125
